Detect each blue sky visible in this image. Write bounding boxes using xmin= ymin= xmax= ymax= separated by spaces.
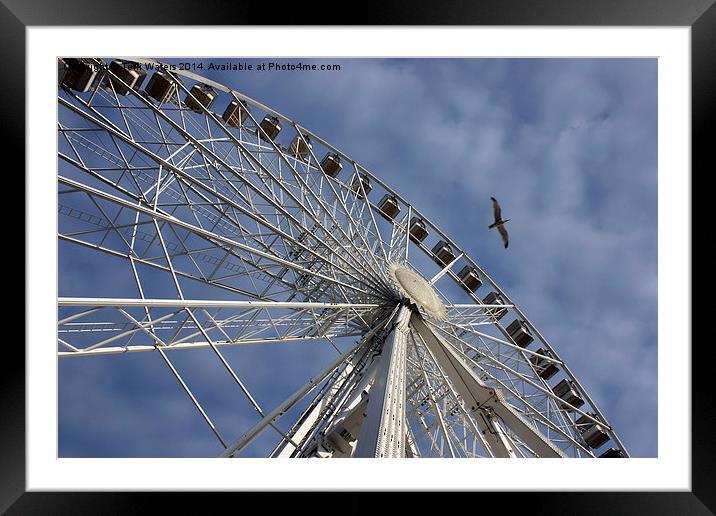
xmin=58 ymin=58 xmax=657 ymax=457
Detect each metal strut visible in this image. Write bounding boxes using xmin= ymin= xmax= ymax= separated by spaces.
xmin=410 ymin=313 xmax=566 ymax=458
xmin=353 ymin=304 xmax=411 ymax=458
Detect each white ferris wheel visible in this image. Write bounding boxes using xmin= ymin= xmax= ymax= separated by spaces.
xmin=57 ymin=57 xmax=629 ymax=459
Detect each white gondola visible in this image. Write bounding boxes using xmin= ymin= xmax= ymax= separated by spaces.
xmin=431 ymin=240 xmax=455 ymax=267
xmin=506 ymin=319 xmax=534 ymax=348
xmin=222 ymin=99 xmax=250 ymax=128
xmin=259 ymin=115 xmax=282 ymax=141
xmin=144 ymin=70 xmax=182 ymax=104
xmin=457 ymin=266 xmax=481 ymax=293
xmin=288 ymin=134 xmax=313 ymax=160
xmin=106 ymin=59 xmax=147 ymax=95
xmin=529 ymin=348 xmax=559 ymax=380
xmin=61 ymin=58 xmax=100 ymax=93
xmin=575 ymin=412 xmax=610 ymax=449
xmin=185 ymin=83 xmax=217 ymax=113
xmin=482 ymin=291 xmax=507 ymax=320
xmin=553 ymin=379 xmax=585 ymax=410
xmin=599 ymin=447 xmax=625 ymax=458
xmin=377 ymin=194 xmax=400 ymax=221
xmin=320 ymin=153 xmax=342 ymax=178
xmin=58 ymin=59 xmax=68 ymax=86
xmin=409 ymin=217 xmax=428 ymax=242
xmin=350 ymin=173 xmax=372 ymax=199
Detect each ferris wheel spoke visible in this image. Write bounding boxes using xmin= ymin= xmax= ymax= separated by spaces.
xmin=226 ymin=110 xmax=389 ymax=289
xmin=58 ymin=298 xmax=377 ymax=357
xmin=141 ymin=220 xmax=320 ymax=440
xmin=154 ymin=174 xmax=358 ymax=292
xmin=103 ymin=82 xmax=135 ymax=138
xmin=388 ymin=210 xmax=411 ymax=265
xmin=217 ymin=94 xmax=390 ymax=287
xmin=113 ymin=295 xmax=295 ymax=450
xmin=91 ymin=276 xmax=235 ymax=450
xmin=60 ymin=189 xmax=320 ymax=302
xmin=436 ymin=316 xmax=558 ymax=389
xmin=154 ymin=344 xmax=229 ymax=449
xmin=436 ymin=317 xmax=555 ymax=363
xmin=103 ymin=77 xmax=390 ymax=295
xmin=65 ymin=78 xmax=394 ymax=301
xmin=57 ymin=101 xmax=392 ymax=300
xmin=59 ymin=175 xmax=382 ymax=303
xmin=443 ymin=304 xmax=518 ymax=327
xmin=221 ymin=96 xmax=387 ymax=274
xmin=60 ymin=231 xmax=272 ymax=302
xmin=335 ymin=175 xmax=389 ymax=280
xmin=345 ymin=159 xmax=390 ymax=266
xmin=90 ymin=175 xmax=390 ymax=305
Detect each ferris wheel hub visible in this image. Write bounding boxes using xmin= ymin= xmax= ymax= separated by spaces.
xmin=388 ymin=263 xmax=447 ymax=320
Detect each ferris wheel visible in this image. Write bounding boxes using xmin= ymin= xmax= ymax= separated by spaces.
xmin=57 ymin=57 xmax=629 ymax=459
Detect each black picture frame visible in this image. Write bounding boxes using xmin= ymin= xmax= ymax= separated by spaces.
xmin=6 ymin=1 xmax=707 ymax=513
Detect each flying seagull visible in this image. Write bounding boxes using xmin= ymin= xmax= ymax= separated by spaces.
xmin=488 ymin=196 xmax=510 ymax=249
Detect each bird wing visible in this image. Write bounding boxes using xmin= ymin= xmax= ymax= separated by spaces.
xmin=490 ymin=197 xmax=502 ymax=222
xmin=498 ymin=225 xmax=509 ymax=248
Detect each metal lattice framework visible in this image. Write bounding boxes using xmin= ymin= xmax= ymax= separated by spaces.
xmin=57 ymin=57 xmax=629 ymax=458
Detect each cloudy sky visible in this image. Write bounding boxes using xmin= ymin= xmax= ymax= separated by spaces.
xmin=58 ymin=58 xmax=657 ymax=458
